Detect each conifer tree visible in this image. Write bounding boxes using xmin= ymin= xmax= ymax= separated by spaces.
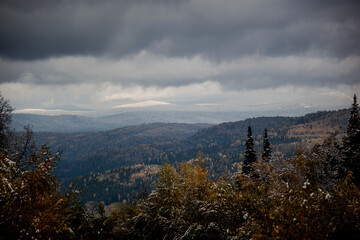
xmin=242 ymin=125 xmax=257 ymax=175
xmin=262 ymin=128 xmax=272 ymax=162
xmin=343 ymin=94 xmax=360 ymax=185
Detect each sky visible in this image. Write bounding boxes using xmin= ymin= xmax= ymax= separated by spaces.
xmin=0 ymin=0 xmax=359 ymax=115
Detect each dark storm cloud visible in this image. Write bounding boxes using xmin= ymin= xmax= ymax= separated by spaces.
xmin=1 ymin=0 xmax=359 ymax=60
xmin=0 ymin=0 xmax=182 ymax=59
xmin=0 ymin=0 xmax=124 ymax=59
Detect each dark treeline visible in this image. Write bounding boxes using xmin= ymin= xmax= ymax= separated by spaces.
xmin=1 ymin=93 xmax=360 ymax=239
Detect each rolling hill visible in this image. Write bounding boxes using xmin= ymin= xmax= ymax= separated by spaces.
xmin=45 ymin=108 xmax=351 ymax=204
xmin=13 ymin=111 xmax=252 ymax=132
xmin=35 ymin=122 xmax=211 ymax=178
xmin=35 ymin=108 xmax=349 ymax=178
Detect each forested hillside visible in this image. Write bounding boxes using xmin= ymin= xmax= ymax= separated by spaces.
xmin=38 ymin=109 xmax=349 ymax=180
xmin=1 ymin=92 xmax=360 ymax=239
xmin=183 ymin=109 xmax=349 ymax=166
xmin=36 ymin=123 xmax=210 ymax=178
xmin=43 ymin=108 xmax=350 ymax=204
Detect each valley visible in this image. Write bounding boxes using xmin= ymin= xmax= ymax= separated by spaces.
xmin=34 ymin=108 xmax=350 ymax=204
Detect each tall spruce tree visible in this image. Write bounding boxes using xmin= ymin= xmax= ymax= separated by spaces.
xmin=242 ymin=125 xmax=257 ymax=175
xmin=262 ymin=128 xmax=272 ymax=162
xmin=343 ymin=94 xmax=360 ymax=185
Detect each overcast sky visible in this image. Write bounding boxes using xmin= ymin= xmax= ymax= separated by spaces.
xmin=0 ymin=0 xmax=359 ymax=114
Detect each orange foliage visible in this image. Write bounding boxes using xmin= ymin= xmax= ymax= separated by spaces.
xmin=0 ymin=146 xmax=78 ymax=239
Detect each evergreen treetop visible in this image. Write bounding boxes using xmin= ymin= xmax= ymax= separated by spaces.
xmin=242 ymin=125 xmax=257 ymax=175
xmin=346 ymin=94 xmax=360 ymax=138
xmin=262 ymin=128 xmax=272 ymax=162
xmin=343 ymin=94 xmax=360 ymax=185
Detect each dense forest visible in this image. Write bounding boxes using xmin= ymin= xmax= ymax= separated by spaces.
xmin=1 ymin=93 xmax=360 ymax=239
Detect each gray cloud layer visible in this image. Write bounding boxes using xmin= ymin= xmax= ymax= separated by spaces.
xmin=1 ymin=0 xmax=359 ymax=60
xmin=0 ymin=0 xmax=360 ymax=112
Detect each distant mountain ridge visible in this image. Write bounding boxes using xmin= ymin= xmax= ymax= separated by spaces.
xmin=34 ymin=108 xmax=350 ymax=180
xmin=12 ymin=111 xmax=246 ymax=132
xmin=12 ymin=114 xmax=107 ymax=132
xmin=12 ymin=108 xmax=337 ymax=132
